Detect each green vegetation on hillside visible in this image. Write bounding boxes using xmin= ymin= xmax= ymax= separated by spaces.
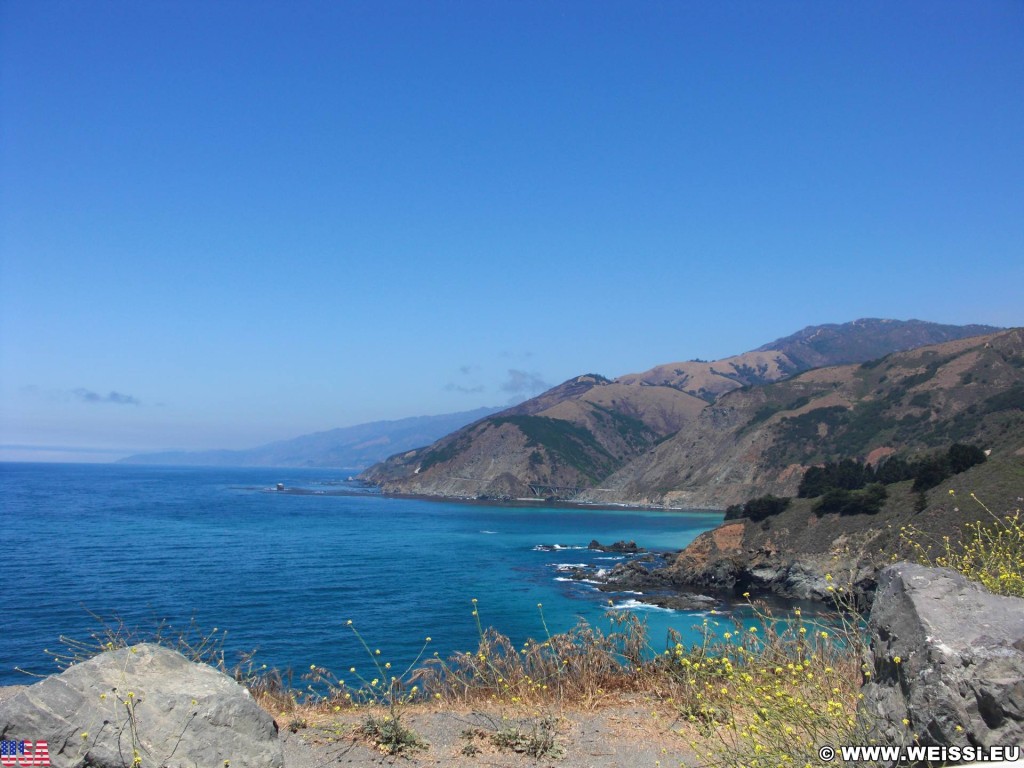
xmin=587 ymin=402 xmax=658 ymax=451
xmin=724 ymin=443 xmax=990 ymax=525
xmin=418 ymin=431 xmax=475 ymax=472
xmin=798 ymin=444 xmax=987 ymax=499
xmin=489 ymin=414 xmax=615 ymax=481
xmin=744 ymin=395 xmax=814 ymax=430
xmin=749 ymin=333 xmax=1023 ymax=473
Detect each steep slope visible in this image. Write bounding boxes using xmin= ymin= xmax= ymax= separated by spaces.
xmin=363 ymin=320 xmax=1004 ymax=500
xmin=587 ymin=329 xmax=1024 ymax=605
xmin=119 ymin=406 xmax=503 ymax=469
xmin=365 ymin=375 xmax=708 ymax=498
xmin=584 ymin=329 xmax=1024 ymax=508
xmin=654 ymin=447 xmax=1024 ymax=605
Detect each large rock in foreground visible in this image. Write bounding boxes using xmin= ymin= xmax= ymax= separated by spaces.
xmin=860 ymin=563 xmax=1024 ymax=752
xmin=0 ymin=643 xmax=282 ymax=768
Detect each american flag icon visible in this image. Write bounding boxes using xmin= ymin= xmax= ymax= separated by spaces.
xmin=0 ymin=740 xmax=50 ymax=767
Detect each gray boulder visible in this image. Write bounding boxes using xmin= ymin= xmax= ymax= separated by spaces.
xmin=859 ymin=563 xmax=1024 ymax=753
xmin=0 ymin=643 xmax=283 ymax=768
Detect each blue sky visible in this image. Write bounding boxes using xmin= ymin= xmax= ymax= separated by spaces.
xmin=2 ymin=1 xmax=1022 ymax=461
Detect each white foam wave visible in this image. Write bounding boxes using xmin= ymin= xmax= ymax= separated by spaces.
xmin=553 ymin=577 xmax=600 ymax=588
xmin=609 ymin=599 xmax=675 ymax=613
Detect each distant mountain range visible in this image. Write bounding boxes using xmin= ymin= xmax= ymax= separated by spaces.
xmin=118 ymin=406 xmax=503 ymax=469
xmin=361 ymin=319 xmax=1010 ymax=502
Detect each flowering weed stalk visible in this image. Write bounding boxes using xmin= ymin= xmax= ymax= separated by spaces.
xmin=304 ymin=619 xmax=433 ymax=755
xmin=672 ymin=591 xmax=867 ymax=768
xmin=902 ymin=491 xmax=1024 ymax=597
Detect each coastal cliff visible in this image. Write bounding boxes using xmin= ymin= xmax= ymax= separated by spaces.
xmin=649 ymin=446 xmax=1023 ymax=605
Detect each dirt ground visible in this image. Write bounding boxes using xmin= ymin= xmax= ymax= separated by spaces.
xmin=278 ymin=699 xmax=702 ymax=768
xmin=1 ymin=685 xmax=702 ymax=767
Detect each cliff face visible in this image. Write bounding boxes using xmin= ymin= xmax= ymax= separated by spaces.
xmin=363 ymin=322 xmax=1013 ymax=503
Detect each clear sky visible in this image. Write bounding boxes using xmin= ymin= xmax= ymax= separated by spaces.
xmin=2 ymin=1 xmax=1022 ymax=461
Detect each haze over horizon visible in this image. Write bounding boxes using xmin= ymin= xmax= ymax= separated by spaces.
xmin=2 ymin=2 xmax=1022 ymax=463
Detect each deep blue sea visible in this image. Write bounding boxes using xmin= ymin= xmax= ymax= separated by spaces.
xmin=0 ymin=463 xmax=744 ymax=686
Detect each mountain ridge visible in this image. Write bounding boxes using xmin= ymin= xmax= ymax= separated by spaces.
xmin=361 ymin=319 xmax=1006 ymax=500
xmin=580 ymin=328 xmax=1023 ymax=508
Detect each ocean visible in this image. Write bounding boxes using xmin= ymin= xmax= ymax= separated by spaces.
xmin=0 ymin=462 xmax=741 ymax=687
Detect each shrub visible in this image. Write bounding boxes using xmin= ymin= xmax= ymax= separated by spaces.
xmin=798 ymin=459 xmax=873 ymax=497
xmin=814 ymin=483 xmax=888 ymax=516
xmin=675 ymin=592 xmax=867 ymax=767
xmin=910 ymin=456 xmax=950 ymax=492
xmin=947 ymin=443 xmax=987 ymax=474
xmin=724 ymin=495 xmax=791 ymax=521
xmin=357 ymin=713 xmax=427 ymax=755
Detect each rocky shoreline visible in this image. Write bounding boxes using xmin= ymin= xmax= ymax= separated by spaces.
xmin=555 ymin=540 xmax=725 ymax=613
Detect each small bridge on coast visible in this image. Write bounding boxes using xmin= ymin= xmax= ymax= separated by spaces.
xmin=527 ymin=483 xmax=583 ymax=499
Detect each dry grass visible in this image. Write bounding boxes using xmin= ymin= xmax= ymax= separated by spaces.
xmin=413 ymin=606 xmax=656 ymax=708
xmin=271 ymin=595 xmax=868 ymax=766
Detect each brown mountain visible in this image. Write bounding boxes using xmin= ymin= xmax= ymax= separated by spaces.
xmin=364 ymin=373 xmax=709 ymax=498
xmin=754 ymin=318 xmax=1001 ymax=370
xmin=638 ymin=328 xmax=1024 ymax=603
xmin=582 ymin=328 xmax=1024 ymax=508
xmin=362 ymin=319 xmax=1004 ymax=500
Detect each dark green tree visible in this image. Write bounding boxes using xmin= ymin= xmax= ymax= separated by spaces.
xmin=947 ymin=443 xmax=987 ymax=474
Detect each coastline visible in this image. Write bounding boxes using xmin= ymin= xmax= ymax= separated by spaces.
xmin=334 ymin=479 xmax=727 ymax=514
xmin=267 ymin=482 xmax=726 ymax=513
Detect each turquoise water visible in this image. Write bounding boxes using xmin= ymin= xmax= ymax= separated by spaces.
xmin=0 ymin=462 xmax=737 ymax=686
